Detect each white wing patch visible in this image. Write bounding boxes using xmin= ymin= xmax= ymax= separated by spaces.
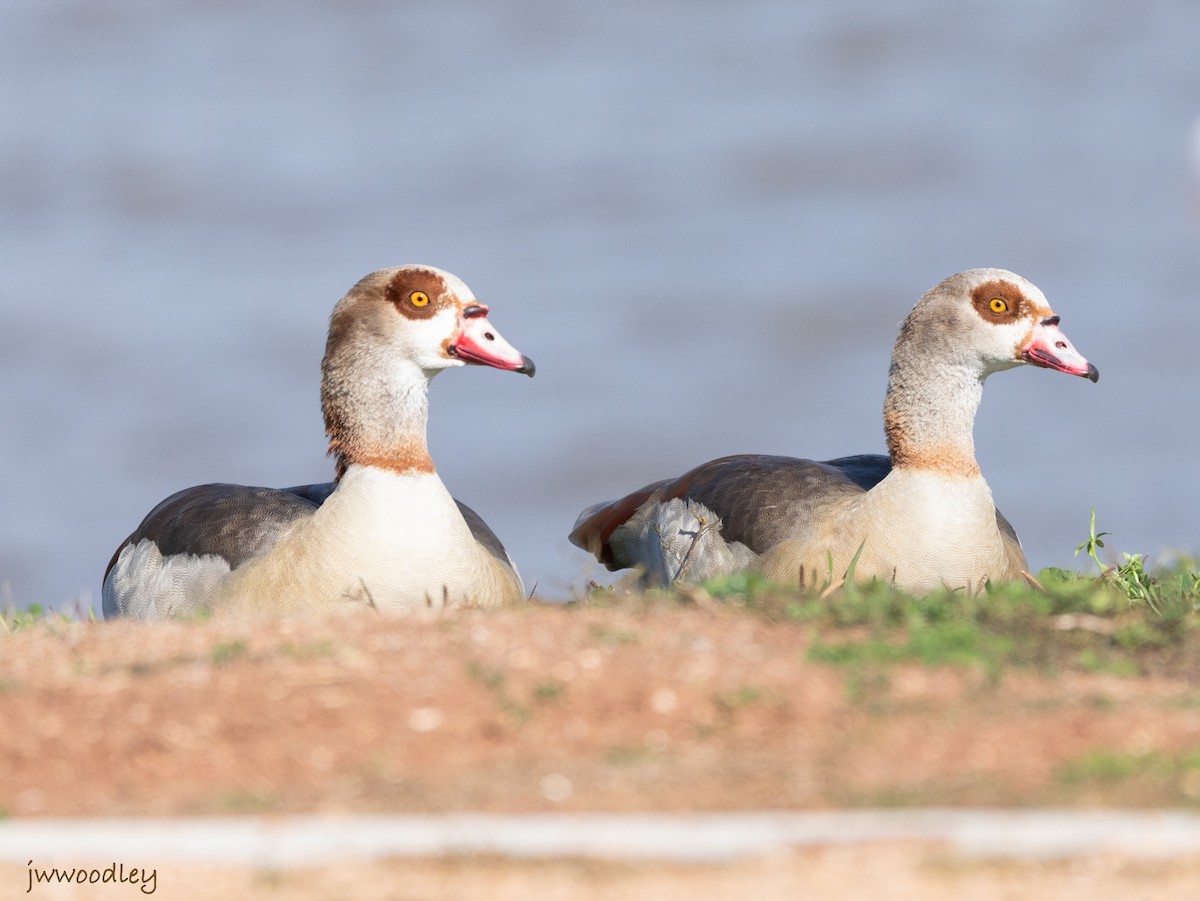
xmin=612 ymin=498 xmax=758 ymax=587
xmin=103 ymin=538 xmax=231 ymax=619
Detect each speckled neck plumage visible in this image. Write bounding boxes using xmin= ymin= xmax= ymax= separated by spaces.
xmin=322 ymin=319 xmax=436 ymax=479
xmin=883 ymin=355 xmax=983 ymax=479
xmin=882 ymin=296 xmax=985 ymax=479
xmin=324 ymin=378 xmax=435 ymax=480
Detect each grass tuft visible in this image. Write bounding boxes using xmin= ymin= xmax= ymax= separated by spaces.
xmin=1 ymin=603 xmax=78 ymax=632
xmin=602 ymin=511 xmax=1200 ymax=688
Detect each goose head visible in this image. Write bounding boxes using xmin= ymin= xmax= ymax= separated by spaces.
xmin=325 ymin=264 xmax=535 ymax=381
xmin=321 ymin=264 xmax=534 ymax=477
xmin=896 ymin=268 xmax=1098 ymax=383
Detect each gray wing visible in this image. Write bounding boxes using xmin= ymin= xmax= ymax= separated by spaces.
xmin=453 ymin=500 xmax=517 ymax=567
xmin=103 ymin=483 xmax=319 ymax=618
xmin=107 ymin=484 xmax=319 ymax=577
xmin=572 ymin=452 xmax=1024 ymax=570
xmin=570 ymin=454 xmax=875 ymax=567
xmin=691 ymin=453 xmax=1023 ymax=561
xmin=650 ymin=454 xmax=879 ymax=555
xmin=128 ymin=484 xmax=319 ymax=567
xmin=823 ymin=453 xmax=892 ymax=491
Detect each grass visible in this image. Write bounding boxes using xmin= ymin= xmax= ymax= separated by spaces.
xmin=216 ymin=788 xmax=276 ymax=814
xmin=586 ymin=622 xmax=641 ymax=646
xmin=533 ymin=679 xmax=567 ymax=702
xmin=211 ymin=639 xmax=249 ymax=664
xmin=1056 ymin=748 xmax=1200 ymax=803
xmin=582 ymin=511 xmax=1200 ymax=689
xmin=727 ymin=561 xmax=1198 ymax=685
xmin=710 ymin=685 xmax=769 ymax=727
xmin=3 ymin=515 xmax=1199 ymax=690
xmin=465 ymin=660 xmax=532 ymax=724
xmin=279 ymin=639 xmax=339 ymax=660
xmin=3 ymin=515 xmax=1197 ymax=691
xmin=0 ymin=603 xmax=76 ymax=632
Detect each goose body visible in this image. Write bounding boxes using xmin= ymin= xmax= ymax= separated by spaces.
xmin=104 ymin=265 xmax=534 ymax=618
xmin=570 ymin=269 xmax=1097 ymax=593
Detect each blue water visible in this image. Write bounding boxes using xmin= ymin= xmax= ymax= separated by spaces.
xmin=3 ymin=0 xmax=1198 ymax=609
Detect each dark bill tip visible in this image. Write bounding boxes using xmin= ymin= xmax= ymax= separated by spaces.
xmin=1086 ymin=362 xmax=1099 ymax=383
xmin=518 ymin=355 xmax=536 ymax=378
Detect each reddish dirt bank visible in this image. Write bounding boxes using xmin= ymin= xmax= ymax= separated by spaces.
xmin=5 ymin=602 xmax=1200 ymax=817
xmin=5 ymin=601 xmax=1200 ymax=899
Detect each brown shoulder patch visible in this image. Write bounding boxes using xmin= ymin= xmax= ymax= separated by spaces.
xmin=969 ymin=279 xmax=1030 ymax=324
xmin=385 ymin=268 xmax=451 ymax=321
xmin=568 ymin=478 xmax=673 ymax=566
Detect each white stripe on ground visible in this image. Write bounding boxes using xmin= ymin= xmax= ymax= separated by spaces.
xmin=4 ymin=810 xmax=1200 ymax=866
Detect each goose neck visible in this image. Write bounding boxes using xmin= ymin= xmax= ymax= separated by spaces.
xmin=882 ymin=355 xmax=983 ymax=478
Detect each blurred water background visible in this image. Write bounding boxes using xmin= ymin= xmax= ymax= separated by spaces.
xmin=2 ymin=0 xmax=1198 ymax=611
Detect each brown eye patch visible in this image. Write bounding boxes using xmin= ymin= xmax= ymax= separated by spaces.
xmin=970 ymin=280 xmax=1026 ymax=324
xmin=385 ymin=268 xmax=448 ymax=320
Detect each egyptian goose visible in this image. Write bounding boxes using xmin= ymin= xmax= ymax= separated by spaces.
xmin=569 ymin=269 xmax=1098 ymax=593
xmin=103 ymin=265 xmax=534 ymax=618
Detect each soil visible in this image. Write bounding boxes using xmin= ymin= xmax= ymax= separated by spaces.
xmin=4 ymin=599 xmax=1200 ymax=898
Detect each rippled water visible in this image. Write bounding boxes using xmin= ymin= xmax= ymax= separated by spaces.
xmin=3 ymin=0 xmax=1198 ymax=608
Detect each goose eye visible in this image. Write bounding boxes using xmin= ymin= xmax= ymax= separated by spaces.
xmin=989 ymin=297 xmax=1008 ymax=314
xmin=410 ymin=291 xmax=430 ymax=308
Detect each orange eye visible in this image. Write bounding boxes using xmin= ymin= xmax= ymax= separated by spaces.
xmin=410 ymin=291 xmax=430 ymax=307
xmin=989 ymin=297 xmax=1008 ymax=314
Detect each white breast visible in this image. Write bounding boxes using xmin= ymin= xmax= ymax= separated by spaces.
xmin=857 ymin=469 xmax=1009 ymax=591
xmin=223 ymin=467 xmax=509 ymax=612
